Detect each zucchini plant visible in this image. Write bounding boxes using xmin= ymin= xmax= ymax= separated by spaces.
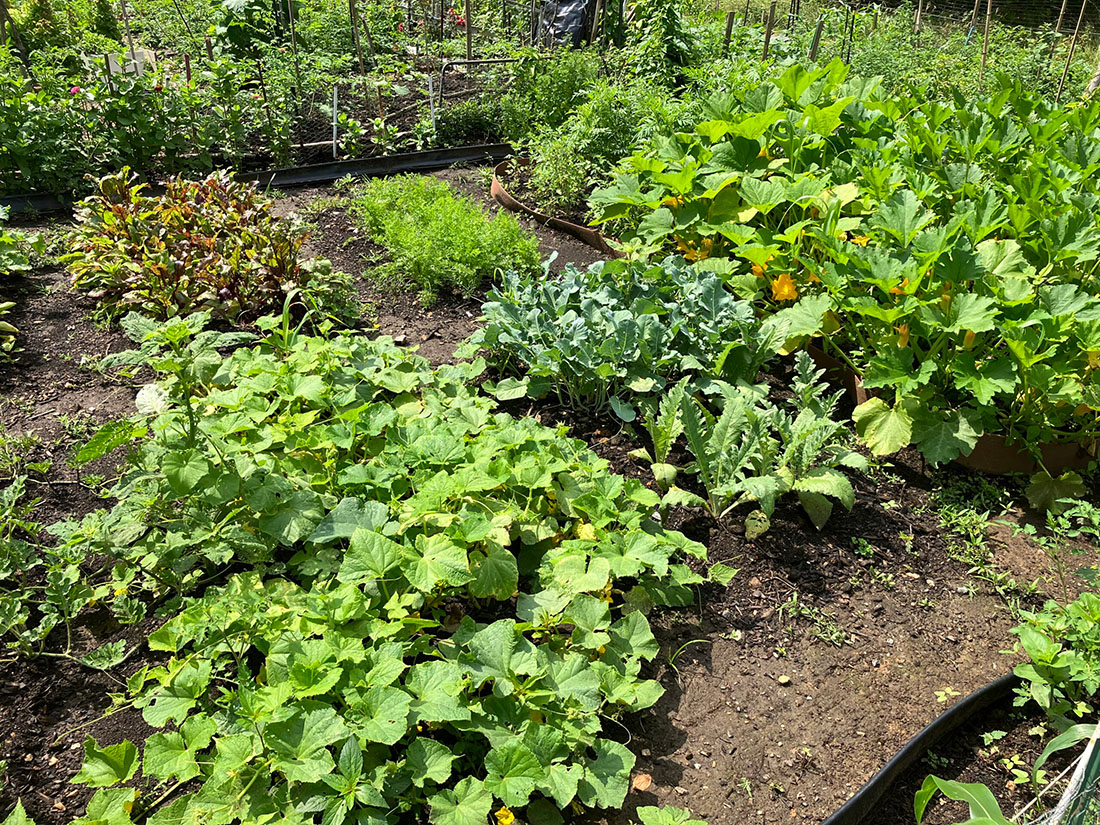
xmin=589 ymin=60 xmax=1100 ymax=489
xmin=18 ymin=310 xmax=732 ymax=825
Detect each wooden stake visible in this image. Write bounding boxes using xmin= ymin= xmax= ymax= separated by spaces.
xmin=1054 ymin=0 xmax=1070 ymax=33
xmin=809 ymin=13 xmax=824 ymax=61
xmin=118 ymin=0 xmax=137 ymax=64
xmin=465 ymin=0 xmax=472 ymax=59
xmin=287 ymin=0 xmax=303 ymax=93
xmin=761 ymin=0 xmax=778 ymax=58
xmin=969 ymin=0 xmax=980 ymax=27
xmin=723 ymin=10 xmax=735 ymax=53
xmin=589 ymin=0 xmax=601 ymax=43
xmin=979 ymin=0 xmax=992 ymax=87
xmin=184 ymin=52 xmax=191 ymax=83
xmin=1056 ymin=0 xmax=1088 ymax=102
xmin=914 ymin=0 xmax=923 ymax=32
xmin=204 ymin=35 xmax=214 ymax=61
xmin=741 ymin=0 xmax=749 ymax=25
xmin=349 ymin=0 xmax=366 ymax=73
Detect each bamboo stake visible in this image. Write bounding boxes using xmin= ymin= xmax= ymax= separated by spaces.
xmin=978 ymin=0 xmax=992 ymax=87
xmin=846 ymin=4 xmax=856 ymax=62
xmin=169 ymin=0 xmax=199 ymax=49
xmin=839 ymin=4 xmax=849 ymax=60
xmin=1046 ymin=0 xmax=1069 ymax=62
xmin=762 ymin=0 xmax=777 ymax=59
xmin=118 ymin=0 xmax=137 ymax=65
xmin=1055 ymin=0 xmax=1070 ymax=34
xmin=914 ymin=0 xmax=923 ymax=32
xmin=1056 ymin=0 xmax=1088 ymax=103
xmin=589 ymin=0 xmax=601 ymax=44
xmin=287 ymin=0 xmax=303 ymax=93
xmin=723 ymin=10 xmax=735 ymax=53
xmin=742 ymin=0 xmax=749 ymax=25
xmin=465 ymin=0 xmax=472 ymax=59
xmin=349 ymin=0 xmax=366 ymax=73
xmin=809 ymin=13 xmax=823 ymax=61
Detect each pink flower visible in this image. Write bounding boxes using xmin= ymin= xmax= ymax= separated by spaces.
xmin=398 ymin=22 xmax=405 ymax=31
xmin=70 ymin=86 xmax=81 ymax=94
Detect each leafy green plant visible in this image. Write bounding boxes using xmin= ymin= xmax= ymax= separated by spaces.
xmin=64 ymin=168 xmax=351 ymax=322
xmin=28 ymin=307 xmax=730 ymax=823
xmin=1011 ymin=592 xmax=1100 ymax=724
xmin=343 ymin=174 xmax=540 ymax=304
xmin=624 ymin=0 xmax=703 ymax=85
xmin=465 ymin=255 xmax=785 ymax=421
xmin=0 ymin=205 xmax=43 ymax=360
xmin=667 ymin=352 xmax=865 ymax=532
xmin=589 ymin=60 xmax=1100 ymax=481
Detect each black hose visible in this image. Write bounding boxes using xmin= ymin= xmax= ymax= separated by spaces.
xmin=820 ymin=672 xmax=1020 ymax=825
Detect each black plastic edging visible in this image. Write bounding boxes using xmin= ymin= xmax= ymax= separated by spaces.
xmin=0 ymin=143 xmax=515 ymax=215
xmin=238 ymin=143 xmax=513 ymax=189
xmin=820 ymin=672 xmax=1020 ymax=825
xmin=0 ymin=192 xmax=70 ymax=215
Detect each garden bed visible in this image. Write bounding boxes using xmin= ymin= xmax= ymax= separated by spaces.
xmin=2 ymin=172 xmax=1096 ymax=825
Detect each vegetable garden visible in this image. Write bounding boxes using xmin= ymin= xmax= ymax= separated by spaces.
xmin=3 ymin=1 xmax=1100 ymax=825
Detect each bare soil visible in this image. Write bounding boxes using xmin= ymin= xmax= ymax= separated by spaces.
xmin=0 ymin=172 xmax=1095 ymax=825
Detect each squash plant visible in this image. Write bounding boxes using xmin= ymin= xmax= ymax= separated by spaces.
xmin=589 ymin=61 xmax=1100 ymax=477
xmin=36 ymin=311 xmax=732 ymax=824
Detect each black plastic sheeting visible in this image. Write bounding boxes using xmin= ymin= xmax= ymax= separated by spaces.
xmin=0 ymin=144 xmax=514 ymax=214
xmin=821 ymin=672 xmax=1019 ymax=825
xmin=537 ymin=0 xmax=599 ymax=46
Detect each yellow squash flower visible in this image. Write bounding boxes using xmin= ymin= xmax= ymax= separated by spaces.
xmin=850 ymin=234 xmax=871 ymax=246
xmin=751 ymin=261 xmax=768 ymax=278
xmin=495 ymin=807 xmax=515 ymax=825
xmin=771 ymin=273 xmax=798 ymax=302
xmin=963 ymin=330 xmax=977 ymax=349
xmin=896 ymin=323 xmax=910 ymax=348
xmin=889 ymin=278 xmax=908 ymax=295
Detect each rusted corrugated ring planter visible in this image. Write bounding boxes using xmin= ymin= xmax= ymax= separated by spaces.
xmin=808 ymin=345 xmax=1096 ymax=475
xmin=490 ymin=158 xmax=619 ymax=256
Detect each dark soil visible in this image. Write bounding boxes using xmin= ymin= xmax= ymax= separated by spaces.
xmin=0 ymin=227 xmax=155 ymax=821
xmin=271 ymin=168 xmax=603 ymax=365
xmin=875 ymin=694 xmax=1074 ymax=825
xmin=1 ymin=172 xmax=1095 ymax=825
